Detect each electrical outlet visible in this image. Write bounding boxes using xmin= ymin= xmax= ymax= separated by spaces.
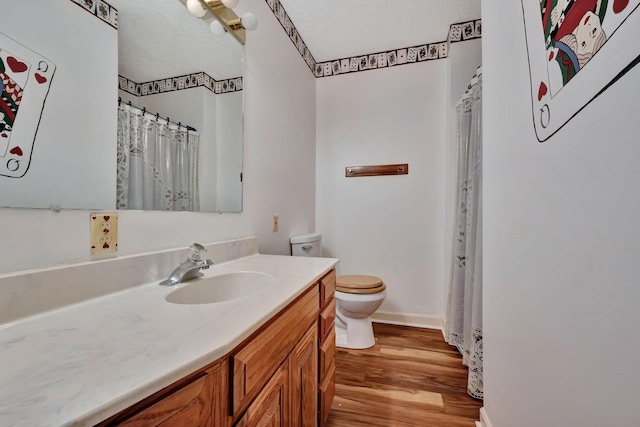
xmin=272 ymin=214 xmax=279 ymax=232
xmin=90 ymin=212 xmax=118 ymax=254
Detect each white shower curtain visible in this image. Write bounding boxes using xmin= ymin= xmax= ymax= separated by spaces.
xmin=445 ymin=67 xmax=483 ymax=400
xmin=116 ymin=105 xmax=200 ymax=211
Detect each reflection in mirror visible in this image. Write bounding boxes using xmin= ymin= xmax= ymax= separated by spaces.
xmin=111 ymin=0 xmax=244 ymax=213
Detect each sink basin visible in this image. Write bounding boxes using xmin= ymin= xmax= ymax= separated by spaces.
xmin=165 ymin=271 xmax=274 ymax=305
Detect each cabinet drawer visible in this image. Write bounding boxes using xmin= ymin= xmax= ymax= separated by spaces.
xmin=318 ymin=362 xmax=335 ymax=427
xmin=231 ymin=285 xmax=319 ymax=416
xmin=319 ymin=326 xmax=335 ymax=382
xmin=319 ymin=298 xmax=335 ymax=342
xmin=118 ymin=373 xmax=212 ymax=426
xmin=320 ymin=270 xmax=335 ymax=307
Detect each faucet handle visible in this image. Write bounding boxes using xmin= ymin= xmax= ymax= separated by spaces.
xmin=188 ymin=243 xmax=207 ymax=261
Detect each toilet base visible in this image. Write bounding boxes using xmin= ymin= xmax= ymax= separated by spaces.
xmin=335 ymin=316 xmax=376 ymax=349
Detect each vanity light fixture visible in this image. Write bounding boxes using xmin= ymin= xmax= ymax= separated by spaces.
xmin=186 ymin=0 xmax=258 ymax=45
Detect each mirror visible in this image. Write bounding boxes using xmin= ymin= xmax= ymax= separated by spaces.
xmin=0 ymin=0 xmax=243 ymax=212
xmin=112 ymin=0 xmax=244 ymax=213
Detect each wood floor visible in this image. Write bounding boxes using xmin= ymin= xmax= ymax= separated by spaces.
xmin=325 ymin=323 xmax=482 ymax=427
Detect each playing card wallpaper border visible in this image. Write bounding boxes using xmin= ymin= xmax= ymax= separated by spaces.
xmin=312 ymin=19 xmax=482 ymax=78
xmin=70 ymin=0 xmax=118 ymax=30
xmin=118 ymin=74 xmax=243 ymax=98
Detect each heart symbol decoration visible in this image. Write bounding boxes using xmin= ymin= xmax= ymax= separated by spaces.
xmin=613 ymin=0 xmax=629 ymax=13
xmin=103 ymin=228 xmax=109 ymax=234
xmin=103 ymin=243 xmax=110 ymax=249
xmin=1 ymin=133 xmax=7 ymax=138
xmin=91 ymin=245 xmax=96 ymax=249
xmin=538 ymin=82 xmax=548 ymax=101
xmin=9 ymin=146 xmax=23 ymax=156
xmin=92 ymin=215 xmax=97 ymax=220
xmin=7 ymin=56 xmax=27 ymax=73
xmin=35 ymin=73 xmax=47 ymax=84
xmin=103 ymin=215 xmax=110 ymax=221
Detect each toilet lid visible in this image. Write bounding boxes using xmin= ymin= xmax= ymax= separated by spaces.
xmin=336 ymin=275 xmax=386 ymax=294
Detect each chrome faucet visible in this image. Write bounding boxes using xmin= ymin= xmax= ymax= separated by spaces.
xmin=160 ymin=243 xmax=214 ymax=286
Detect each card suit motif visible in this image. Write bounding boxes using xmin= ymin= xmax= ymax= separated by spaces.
xmin=377 ymin=53 xmax=387 ymax=68
xmin=614 ymin=0 xmax=629 ymax=13
xmin=387 ymin=51 xmax=397 ymax=66
xmin=397 ymin=49 xmax=407 ymax=64
xmin=439 ymin=43 xmax=448 ymax=58
xmin=428 ymin=44 xmax=439 ymax=59
xmin=7 ymin=57 xmax=28 ymax=73
xmin=36 ymin=72 xmax=48 ymax=84
xmin=368 ymin=55 xmax=377 ymax=68
xmin=9 ymin=146 xmax=22 ymax=156
xmin=538 ymin=82 xmax=548 ymax=101
xmin=341 ymin=59 xmax=350 ymax=73
xmin=324 ymin=63 xmax=332 ymax=76
xmin=462 ymin=22 xmax=475 ymax=40
xmin=332 ymin=61 xmax=341 ymax=75
xmin=103 ymin=243 xmax=110 ymax=249
xmin=450 ymin=25 xmax=462 ymax=42
xmin=407 ymin=47 xmax=418 ymax=62
xmin=358 ymin=56 xmax=368 ymax=70
xmin=417 ymin=46 xmax=428 ymax=61
xmin=350 ymin=58 xmax=359 ymax=72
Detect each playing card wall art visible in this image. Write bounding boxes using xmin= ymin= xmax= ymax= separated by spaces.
xmin=0 ymin=32 xmax=55 ymax=178
xmin=522 ymin=0 xmax=640 ymax=142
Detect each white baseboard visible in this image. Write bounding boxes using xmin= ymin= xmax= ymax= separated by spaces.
xmin=477 ymin=407 xmax=492 ymax=427
xmin=371 ymin=311 xmax=444 ymax=330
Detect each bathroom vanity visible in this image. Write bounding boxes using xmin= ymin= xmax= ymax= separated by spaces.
xmin=0 ymin=240 xmax=338 ymax=426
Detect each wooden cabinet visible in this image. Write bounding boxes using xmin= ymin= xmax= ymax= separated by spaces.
xmin=231 ymin=285 xmax=319 ymax=417
xmin=98 ymin=363 xmax=223 ymax=427
xmin=290 ymin=325 xmax=318 ymax=426
xmin=100 ymin=268 xmax=336 ymax=427
xmin=317 ymin=269 xmax=336 ymax=427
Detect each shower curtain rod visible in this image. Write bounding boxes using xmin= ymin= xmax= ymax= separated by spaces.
xmin=117 ymin=97 xmax=198 ymax=132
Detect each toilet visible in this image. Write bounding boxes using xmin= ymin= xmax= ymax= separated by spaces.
xmin=334 ymin=275 xmax=386 ymax=349
xmin=289 ymin=233 xmax=386 ymax=350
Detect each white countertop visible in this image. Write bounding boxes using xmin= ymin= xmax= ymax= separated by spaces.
xmin=0 ymin=254 xmax=338 ymax=427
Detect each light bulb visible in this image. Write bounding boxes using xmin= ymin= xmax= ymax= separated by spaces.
xmin=221 ymin=0 xmax=240 ymax=8
xmin=241 ymin=12 xmax=258 ymax=31
xmin=210 ymin=20 xmax=226 ymax=35
xmin=186 ymin=0 xmax=206 ymax=17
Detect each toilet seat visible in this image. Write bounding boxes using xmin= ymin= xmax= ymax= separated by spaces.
xmin=336 ymin=275 xmax=386 ymax=294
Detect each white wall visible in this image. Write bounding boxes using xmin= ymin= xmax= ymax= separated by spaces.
xmin=316 ymin=61 xmax=447 ymax=318
xmin=0 ymin=0 xmax=116 ymax=210
xmin=216 ymin=91 xmax=243 ymax=212
xmin=243 ymin=0 xmax=317 ymax=256
xmin=0 ymin=0 xmax=316 ymax=274
xmin=483 ymin=2 xmax=640 ymax=426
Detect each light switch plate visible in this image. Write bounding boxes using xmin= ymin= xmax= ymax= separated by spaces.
xmin=90 ymin=212 xmax=118 ymax=255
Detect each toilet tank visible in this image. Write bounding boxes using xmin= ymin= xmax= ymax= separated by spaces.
xmin=290 ymin=233 xmax=322 ymax=257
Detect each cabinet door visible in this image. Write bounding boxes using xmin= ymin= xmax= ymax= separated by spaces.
xmin=290 ymin=325 xmax=318 ymax=427
xmin=235 ymin=360 xmax=290 ymax=427
xmin=232 ymin=286 xmax=318 ymax=416
xmin=318 ymin=363 xmax=335 ymax=427
xmin=117 ymin=372 xmax=213 ymax=427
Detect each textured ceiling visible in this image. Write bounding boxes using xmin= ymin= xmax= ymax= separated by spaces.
xmin=110 ymin=0 xmax=481 ymax=83
xmin=277 ymin=0 xmax=482 ymax=62
xmin=110 ymin=0 xmax=244 ymax=83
